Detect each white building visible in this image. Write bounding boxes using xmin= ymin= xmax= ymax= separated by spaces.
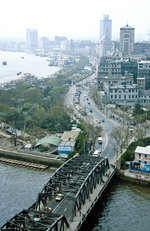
xmin=100 ymin=15 xmax=112 ymax=56
xmin=135 ymin=146 xmax=150 ymax=165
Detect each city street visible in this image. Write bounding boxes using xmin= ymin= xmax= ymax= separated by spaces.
xmin=65 ymin=75 xmax=119 ymax=164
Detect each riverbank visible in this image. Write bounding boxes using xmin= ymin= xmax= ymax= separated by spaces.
xmin=0 ymin=148 xmax=64 ymax=169
xmin=118 ymin=169 xmax=150 ymax=185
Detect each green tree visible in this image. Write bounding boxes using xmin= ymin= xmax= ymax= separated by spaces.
xmin=111 ymin=126 xmax=131 ymax=156
xmin=24 ymin=87 xmax=42 ymax=104
xmin=133 ymin=102 xmax=143 ymax=116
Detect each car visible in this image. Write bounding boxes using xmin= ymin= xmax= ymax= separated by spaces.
xmin=101 ymin=118 xmax=105 ymax=122
xmin=55 ymin=193 xmax=64 ymax=201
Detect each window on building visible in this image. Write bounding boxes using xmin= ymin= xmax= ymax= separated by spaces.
xmin=144 ymin=161 xmax=147 ymax=164
xmin=145 ymin=154 xmax=147 ymax=158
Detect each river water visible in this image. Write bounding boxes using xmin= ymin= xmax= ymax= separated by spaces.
xmin=0 ymin=51 xmax=59 ymax=84
xmin=80 ymin=178 xmax=150 ymax=231
xmin=0 ymin=163 xmax=52 ymax=227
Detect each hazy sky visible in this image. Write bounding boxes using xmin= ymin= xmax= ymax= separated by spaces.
xmin=0 ymin=0 xmax=150 ymax=41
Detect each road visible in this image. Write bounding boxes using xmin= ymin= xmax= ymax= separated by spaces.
xmin=65 ymin=75 xmax=120 ymax=164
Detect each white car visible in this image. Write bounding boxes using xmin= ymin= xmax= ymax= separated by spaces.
xmin=55 ymin=193 xmax=64 ymax=201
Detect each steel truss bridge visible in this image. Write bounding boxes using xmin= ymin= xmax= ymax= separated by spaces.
xmin=0 ymin=155 xmax=113 ymax=231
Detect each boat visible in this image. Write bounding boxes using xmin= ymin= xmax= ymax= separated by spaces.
xmin=17 ymin=72 xmax=22 ymax=75
xmin=2 ymin=61 xmax=7 ymax=65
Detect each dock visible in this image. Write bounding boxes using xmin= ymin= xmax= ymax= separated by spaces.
xmin=0 ymin=157 xmax=48 ymax=170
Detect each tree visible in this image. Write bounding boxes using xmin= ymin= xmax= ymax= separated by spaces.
xmin=111 ymin=126 xmax=131 ymax=156
xmin=134 ymin=127 xmax=146 ymax=141
xmin=24 ymin=87 xmax=42 ymax=104
xmin=82 ymin=121 xmax=103 ymax=154
xmin=133 ymin=102 xmax=143 ymax=116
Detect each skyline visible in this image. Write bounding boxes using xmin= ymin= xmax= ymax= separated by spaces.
xmin=0 ymin=0 xmax=150 ymax=41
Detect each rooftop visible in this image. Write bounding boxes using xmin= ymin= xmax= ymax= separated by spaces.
xmin=135 ymin=146 xmax=150 ymax=154
xmin=120 ymin=24 xmax=134 ymax=30
xmin=35 ymin=135 xmax=61 ymax=147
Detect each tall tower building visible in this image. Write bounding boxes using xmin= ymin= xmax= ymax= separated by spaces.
xmin=100 ymin=15 xmax=112 ymax=40
xmin=100 ymin=15 xmax=112 ymax=56
xmin=120 ymin=25 xmax=134 ymax=57
xmin=26 ymin=29 xmax=38 ymax=50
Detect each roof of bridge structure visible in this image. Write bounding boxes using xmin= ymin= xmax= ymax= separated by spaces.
xmin=42 ymin=155 xmax=108 ymax=197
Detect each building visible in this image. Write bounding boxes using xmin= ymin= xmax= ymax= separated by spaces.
xmin=100 ymin=15 xmax=112 ymax=40
xmin=40 ymin=37 xmax=50 ymax=51
xmin=138 ymin=60 xmax=150 ymax=90
xmin=58 ymin=128 xmax=80 ymax=158
xmin=130 ymin=146 xmax=150 ymax=175
xmin=34 ymin=135 xmax=61 ymax=153
xmin=120 ymin=25 xmax=135 ymax=57
xmin=137 ymin=77 xmax=146 ymax=90
xmin=134 ymin=146 xmax=150 ymax=165
xmin=97 ymin=56 xmax=138 ymax=90
xmin=134 ymin=42 xmax=150 ymax=55
xmin=104 ymin=81 xmax=139 ymax=106
xmin=26 ymin=29 xmax=38 ymax=51
xmin=100 ymin=15 xmax=112 ymax=56
xmin=138 ymin=89 xmax=150 ymax=105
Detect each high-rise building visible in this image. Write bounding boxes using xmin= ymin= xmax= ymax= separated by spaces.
xmin=100 ymin=15 xmax=112 ymax=56
xmin=100 ymin=15 xmax=112 ymax=40
xmin=120 ymin=25 xmax=134 ymax=57
xmin=26 ymin=29 xmax=38 ymax=50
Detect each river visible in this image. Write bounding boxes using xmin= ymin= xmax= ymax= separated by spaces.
xmin=0 ymin=51 xmax=59 ymax=84
xmin=0 ymin=163 xmax=52 ymax=227
xmin=80 ymin=178 xmax=150 ymax=231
